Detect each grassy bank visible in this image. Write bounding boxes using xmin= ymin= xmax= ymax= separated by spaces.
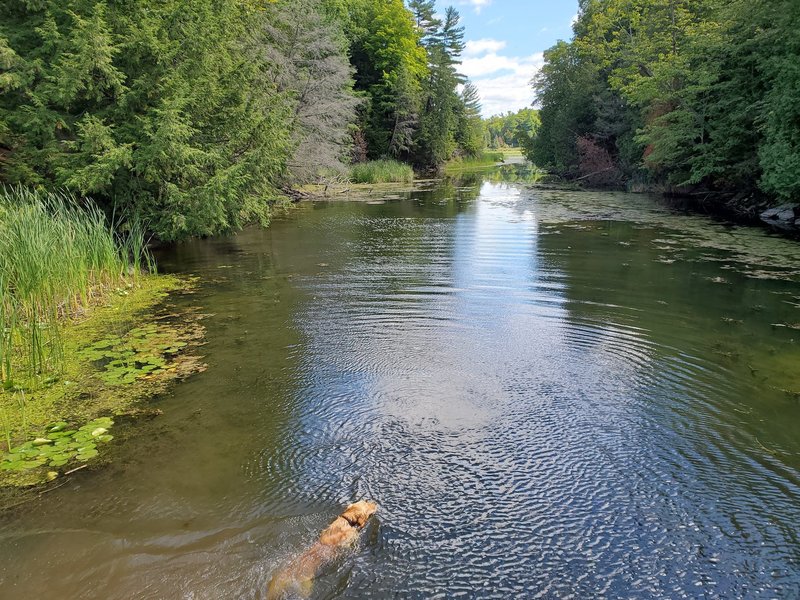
xmin=350 ymin=160 xmax=415 ymax=184
xmin=0 ymin=188 xmax=205 ymax=493
xmin=0 ymin=188 xmax=151 ymax=387
xmin=444 ymin=151 xmax=506 ymax=172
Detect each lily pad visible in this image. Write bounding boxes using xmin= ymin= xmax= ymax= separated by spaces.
xmin=78 ymin=323 xmax=190 ymax=385
xmin=1 ymin=417 xmax=116 ymax=474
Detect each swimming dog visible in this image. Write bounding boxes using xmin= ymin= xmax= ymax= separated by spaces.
xmin=266 ymin=501 xmax=377 ymax=599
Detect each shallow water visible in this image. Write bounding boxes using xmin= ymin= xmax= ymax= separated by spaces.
xmin=2 ymin=173 xmax=800 ymax=598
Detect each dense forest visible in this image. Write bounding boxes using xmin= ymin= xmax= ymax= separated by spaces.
xmin=529 ymin=0 xmax=800 ymax=210
xmin=0 ymin=0 xmax=483 ymax=240
xmin=4 ymin=0 xmax=798 ymax=238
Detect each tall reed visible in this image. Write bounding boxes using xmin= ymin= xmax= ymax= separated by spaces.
xmin=0 ymin=187 xmax=151 ymax=386
xmin=350 ymin=160 xmax=415 ymax=184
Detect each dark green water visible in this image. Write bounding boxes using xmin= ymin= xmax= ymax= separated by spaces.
xmin=1 ymin=172 xmax=800 ymax=598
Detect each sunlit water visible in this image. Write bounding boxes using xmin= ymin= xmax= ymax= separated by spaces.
xmin=2 ymin=172 xmax=800 ymax=598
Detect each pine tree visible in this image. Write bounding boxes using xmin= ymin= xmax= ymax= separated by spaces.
xmin=455 ymin=81 xmax=484 ymax=157
xmin=414 ymin=6 xmax=466 ymax=167
xmin=409 ymin=0 xmax=440 ymax=43
xmin=258 ymin=0 xmax=360 ymax=182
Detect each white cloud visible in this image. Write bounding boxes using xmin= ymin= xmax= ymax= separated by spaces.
xmin=463 ymin=38 xmax=507 ymax=56
xmin=458 ymin=39 xmax=544 ymax=117
xmin=459 ymin=0 xmax=492 ymax=14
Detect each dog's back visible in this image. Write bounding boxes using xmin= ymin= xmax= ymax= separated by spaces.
xmin=266 ymin=501 xmax=377 ymax=600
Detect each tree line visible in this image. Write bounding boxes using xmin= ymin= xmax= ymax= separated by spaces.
xmin=484 ymin=109 xmax=540 ymax=150
xmin=528 ymin=0 xmax=800 ymax=206
xmin=0 ymin=0 xmax=484 ymax=240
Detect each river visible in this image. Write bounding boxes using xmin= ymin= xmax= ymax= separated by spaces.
xmin=1 ymin=168 xmax=799 ymax=598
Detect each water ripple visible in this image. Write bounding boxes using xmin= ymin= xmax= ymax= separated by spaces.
xmin=2 ymin=183 xmax=800 ymax=599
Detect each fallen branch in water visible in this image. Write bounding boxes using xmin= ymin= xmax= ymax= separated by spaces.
xmin=755 ymin=437 xmax=780 ymax=456
xmin=574 ymin=167 xmax=615 ymax=182
xmin=64 ymin=464 xmax=88 ymax=476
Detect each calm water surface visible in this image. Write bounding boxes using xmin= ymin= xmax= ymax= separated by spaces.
xmin=2 ymin=171 xmax=800 ymax=598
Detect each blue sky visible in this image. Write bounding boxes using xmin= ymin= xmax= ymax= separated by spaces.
xmin=441 ymin=0 xmax=579 ymax=116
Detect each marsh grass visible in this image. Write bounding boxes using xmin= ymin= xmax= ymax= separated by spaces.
xmin=445 ymin=151 xmax=507 ymax=171
xmin=350 ymin=160 xmax=415 ymax=184
xmin=0 ymin=187 xmax=151 ymax=387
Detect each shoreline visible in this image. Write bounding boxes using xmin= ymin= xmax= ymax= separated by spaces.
xmin=0 ymin=275 xmax=207 ymax=504
xmin=298 ymin=168 xmax=799 ymax=241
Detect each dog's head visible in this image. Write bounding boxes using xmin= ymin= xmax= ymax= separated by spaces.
xmin=341 ymin=500 xmax=377 ymax=528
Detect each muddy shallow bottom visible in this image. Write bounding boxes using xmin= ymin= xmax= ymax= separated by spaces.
xmin=1 ymin=174 xmax=799 ymax=598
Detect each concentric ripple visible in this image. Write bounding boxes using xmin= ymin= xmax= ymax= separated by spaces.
xmin=1 ymin=181 xmax=799 ymax=599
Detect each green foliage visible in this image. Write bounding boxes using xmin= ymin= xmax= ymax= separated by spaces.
xmin=529 ymin=41 xmax=599 ymax=174
xmin=335 ymin=0 xmax=428 ymax=159
xmin=0 ymin=187 xmax=148 ymax=386
xmin=444 ymin=151 xmax=505 ymax=172
xmin=0 ymin=0 xmax=295 ymax=240
xmin=333 ymin=1 xmax=474 ymax=168
xmin=79 ymin=323 xmax=187 ymax=386
xmin=485 ymin=109 xmax=540 ymax=150
xmin=1 ymin=0 xmax=479 ymax=238
xmin=414 ymin=6 xmax=468 ymax=167
xmin=1 ymin=417 xmax=114 ymax=472
xmin=455 ymin=82 xmax=484 ymax=158
xmin=747 ymin=0 xmax=800 ymax=202
xmin=350 ymin=160 xmax=414 ymax=184
xmin=531 ymin=0 xmax=800 ymax=204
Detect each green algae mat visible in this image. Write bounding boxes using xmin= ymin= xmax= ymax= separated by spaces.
xmin=0 ymin=275 xmax=206 ymax=493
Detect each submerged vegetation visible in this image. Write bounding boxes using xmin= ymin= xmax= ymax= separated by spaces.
xmin=0 ymin=274 xmax=206 ymax=491
xmin=0 ymin=188 xmax=204 ymax=491
xmin=0 ymin=0 xmax=796 ymax=502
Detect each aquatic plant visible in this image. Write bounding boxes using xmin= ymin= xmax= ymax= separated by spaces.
xmin=350 ymin=160 xmax=415 ymax=184
xmin=0 ymin=417 xmax=114 ymax=473
xmin=0 ymin=187 xmax=151 ymax=386
xmin=79 ymin=323 xmax=188 ymax=385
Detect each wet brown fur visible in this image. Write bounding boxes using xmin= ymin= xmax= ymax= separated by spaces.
xmin=266 ymin=501 xmax=377 ymax=599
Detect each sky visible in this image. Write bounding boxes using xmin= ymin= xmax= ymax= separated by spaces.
xmin=442 ymin=0 xmax=579 ymax=117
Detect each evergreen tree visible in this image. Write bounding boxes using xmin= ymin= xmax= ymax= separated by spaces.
xmin=0 ymin=0 xmax=295 ymax=240
xmin=409 ymin=0 xmax=440 ymax=42
xmin=0 ymin=0 xmax=488 ymax=241
xmin=455 ymin=81 xmax=484 ymax=157
xmin=414 ymin=6 xmax=466 ymax=167
xmin=258 ymin=0 xmax=359 ymax=182
xmin=334 ymin=0 xmax=428 ymax=158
